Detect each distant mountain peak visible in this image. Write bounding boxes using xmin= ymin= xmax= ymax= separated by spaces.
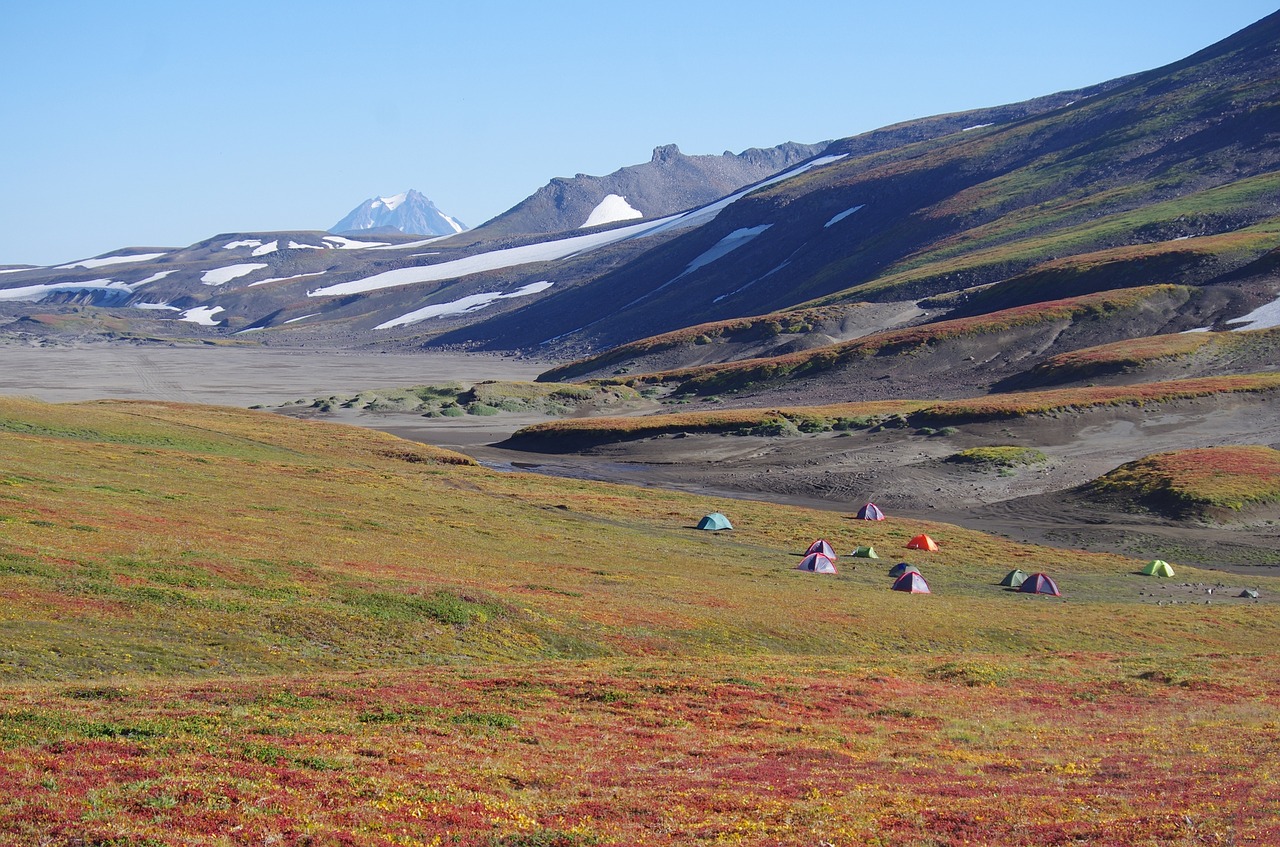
xmin=330 ymin=189 xmax=467 ymax=237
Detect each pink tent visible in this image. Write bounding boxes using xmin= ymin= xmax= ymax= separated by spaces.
xmin=1018 ymin=573 xmax=1061 ymax=596
xmin=805 ymin=539 xmax=837 ymax=558
xmin=797 ymin=553 xmax=838 ymax=574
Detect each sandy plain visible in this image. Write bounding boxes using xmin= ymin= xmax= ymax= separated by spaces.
xmin=4 ymin=343 xmax=1278 ymax=575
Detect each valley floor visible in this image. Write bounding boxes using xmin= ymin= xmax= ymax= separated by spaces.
xmin=6 ymin=344 xmax=1277 ymax=571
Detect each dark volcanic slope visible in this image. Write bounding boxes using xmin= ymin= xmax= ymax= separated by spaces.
xmin=433 ymin=12 xmax=1280 ymax=355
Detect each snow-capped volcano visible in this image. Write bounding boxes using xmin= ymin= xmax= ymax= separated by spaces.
xmin=329 ymin=189 xmax=467 ymax=237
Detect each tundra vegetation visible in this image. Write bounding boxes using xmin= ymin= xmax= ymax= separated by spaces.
xmin=0 ymin=397 xmax=1277 ymax=845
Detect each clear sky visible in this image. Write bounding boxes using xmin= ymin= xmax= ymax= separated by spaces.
xmin=2 ymin=1 xmax=1276 ymax=266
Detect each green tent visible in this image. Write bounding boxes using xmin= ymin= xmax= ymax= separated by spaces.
xmin=850 ymin=546 xmax=879 ymax=559
xmin=697 ymin=512 xmax=733 ymax=531
xmin=1141 ymin=559 xmax=1174 ymax=577
xmin=999 ymin=569 xmax=1028 ymax=588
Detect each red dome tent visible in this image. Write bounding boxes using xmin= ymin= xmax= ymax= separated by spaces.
xmin=1018 ymin=573 xmax=1061 ymax=596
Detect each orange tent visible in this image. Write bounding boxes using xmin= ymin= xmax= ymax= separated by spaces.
xmin=905 ymin=534 xmax=938 ymax=552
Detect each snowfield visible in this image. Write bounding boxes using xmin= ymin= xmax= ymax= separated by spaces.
xmin=55 ymin=252 xmax=168 ymax=270
xmin=825 ymin=205 xmax=864 ymax=228
xmin=0 ymin=279 xmax=131 ymax=301
xmin=248 ymin=272 xmax=326 ymax=287
xmin=180 ymin=306 xmax=225 ymax=325
xmin=375 ymin=281 xmax=554 ymax=329
xmin=202 ymin=264 xmax=268 ymax=285
xmin=322 ymin=235 xmax=391 ymax=250
xmin=581 ymin=194 xmax=644 ymax=228
xmin=133 ymin=270 xmax=177 ymax=286
xmin=1227 ymin=295 xmax=1280 ymax=331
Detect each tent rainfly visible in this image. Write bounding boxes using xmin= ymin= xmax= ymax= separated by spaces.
xmin=851 ymin=546 xmax=879 ymax=559
xmin=889 ymin=562 xmax=921 ymax=578
xmin=906 ymin=534 xmax=939 ymax=552
xmin=999 ymin=569 xmax=1028 ymax=588
xmin=797 ymin=553 xmax=838 ymax=574
xmin=1240 ymin=589 xmax=1261 ymax=599
xmin=1141 ymin=559 xmax=1174 ymax=577
xmin=806 ymin=539 xmax=837 ymax=558
xmin=1018 ymin=573 xmax=1062 ymax=596
xmin=697 ymin=512 xmax=733 ymax=531
xmin=892 ymin=571 xmax=931 ymax=593
xmin=856 ymin=503 xmax=886 ymax=521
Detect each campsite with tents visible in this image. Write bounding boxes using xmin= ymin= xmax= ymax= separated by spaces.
xmin=0 ymin=398 xmax=1276 ymax=843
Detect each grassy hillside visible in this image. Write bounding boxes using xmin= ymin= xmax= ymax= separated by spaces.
xmin=2 ymin=398 xmax=1279 ymax=843
xmin=590 ymin=286 xmax=1191 ymax=397
xmin=1023 ymin=326 xmax=1280 ymax=385
xmin=1090 ymin=445 xmax=1280 ymax=516
xmin=508 ymin=373 xmax=1280 ymax=449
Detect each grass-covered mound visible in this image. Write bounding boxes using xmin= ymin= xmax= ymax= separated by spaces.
xmin=1091 ymin=445 xmax=1280 ymax=517
xmin=283 ymin=380 xmax=643 ymax=418
xmin=599 ymin=285 xmax=1190 ymax=396
xmin=947 ymin=446 xmax=1049 ymax=469
xmin=1022 ymin=327 xmax=1280 ymax=385
xmin=2 ymin=396 xmax=1279 ymax=843
xmin=509 ymin=373 xmax=1280 ymax=450
xmin=538 ymin=305 xmax=855 ymax=383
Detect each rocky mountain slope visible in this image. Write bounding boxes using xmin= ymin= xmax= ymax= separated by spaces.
xmin=470 ymin=141 xmax=829 ymax=238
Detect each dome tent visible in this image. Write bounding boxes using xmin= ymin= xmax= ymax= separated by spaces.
xmin=889 ymin=562 xmax=921 ymax=578
xmin=999 ymin=569 xmax=1028 ymax=588
xmin=806 ymin=539 xmax=837 ymax=558
xmin=892 ymin=571 xmax=930 ymax=593
xmin=906 ymin=534 xmax=939 ymax=552
xmin=855 ymin=503 xmax=885 ymax=521
xmin=1018 ymin=573 xmax=1061 ymax=596
xmin=1141 ymin=559 xmax=1174 ymax=577
xmin=797 ymin=553 xmax=838 ymax=574
xmin=697 ymin=512 xmax=733 ymax=531
xmin=850 ymin=546 xmax=879 ymax=559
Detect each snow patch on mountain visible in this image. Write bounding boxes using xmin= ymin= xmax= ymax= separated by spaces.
xmin=181 ymin=306 xmax=225 ymax=325
xmin=249 ymin=271 xmax=326 ymax=287
xmin=581 ymin=194 xmax=644 ymax=228
xmin=223 ymin=239 xmax=263 ymax=250
xmin=56 ymin=252 xmax=167 ymax=270
xmin=134 ymin=302 xmax=181 ymax=311
xmin=133 ymin=270 xmax=177 ymax=286
xmin=376 ymin=281 xmax=554 ymax=330
xmin=322 ymin=235 xmax=390 ymax=250
xmin=308 ymin=216 xmax=673 ymax=298
xmin=825 ymin=205 xmax=864 ymax=227
xmin=202 ymin=264 xmax=268 ymax=285
xmin=0 ymin=279 xmax=131 ymax=301
xmin=251 ymin=240 xmax=279 ymax=256
xmin=679 ymin=226 xmax=772 ymax=279
xmin=1227 ymin=295 xmax=1280 ymax=331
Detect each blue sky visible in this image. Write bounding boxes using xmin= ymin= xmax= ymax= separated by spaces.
xmin=2 ymin=1 xmax=1276 ymax=266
